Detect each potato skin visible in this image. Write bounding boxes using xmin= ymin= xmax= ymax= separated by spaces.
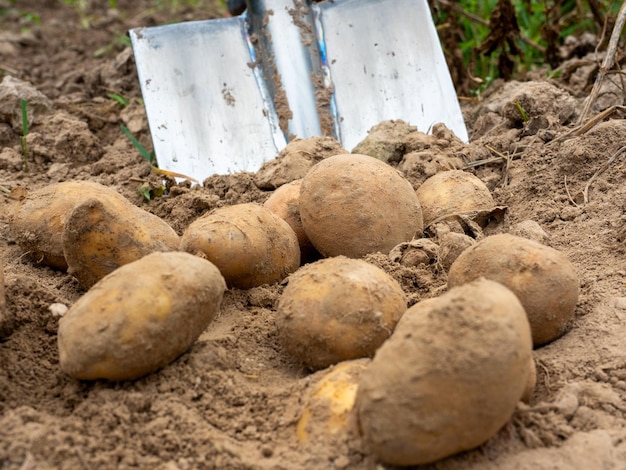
xmin=297 ymin=359 xmax=369 ymax=444
xmin=8 ymin=181 xmax=130 ymax=270
xmin=58 ymin=251 xmax=226 ymax=381
xmin=356 ymin=279 xmax=533 ymax=466
xmin=181 ymin=203 xmax=300 ymax=289
xmin=522 ymin=356 xmax=537 ymax=403
xmin=299 ymin=153 xmax=423 ymax=258
xmin=416 ymin=170 xmax=495 ymax=226
xmin=62 ymin=197 xmax=180 ymax=289
xmin=276 ymin=256 xmax=407 ymax=370
xmin=447 ymin=234 xmax=580 ymax=346
xmin=263 ymin=179 xmax=319 ymax=263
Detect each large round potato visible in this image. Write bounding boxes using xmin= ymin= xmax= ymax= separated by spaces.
xmin=8 ymin=181 xmax=130 ymax=270
xmin=448 ymin=233 xmax=580 ymax=346
xmin=181 ymin=203 xmax=300 ymax=289
xmin=58 ymin=251 xmax=226 ymax=381
xmin=416 ymin=170 xmax=495 ymax=226
xmin=356 ymin=278 xmax=533 ymax=466
xmin=276 ymin=256 xmax=407 ymax=370
xmin=63 ymin=197 xmax=180 ymax=289
xmin=299 ymin=153 xmax=423 ymax=258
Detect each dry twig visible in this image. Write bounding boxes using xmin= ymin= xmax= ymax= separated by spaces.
xmin=464 ymin=145 xmax=523 ymax=169
xmin=577 ymin=0 xmax=626 ymax=124
xmin=582 ymin=145 xmax=626 ymax=203
xmin=563 ymin=176 xmax=579 ymax=207
xmin=548 ymin=105 xmax=626 ymax=146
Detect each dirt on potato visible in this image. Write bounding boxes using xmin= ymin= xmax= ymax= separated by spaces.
xmin=1 ymin=2 xmax=626 ymax=470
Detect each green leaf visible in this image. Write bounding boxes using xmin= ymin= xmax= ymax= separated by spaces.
xmin=514 ymin=101 xmax=530 ymax=122
xmin=108 ymin=93 xmax=130 ymax=107
xmin=20 ymin=99 xmax=28 ymax=136
xmin=120 ymin=124 xmax=155 ymax=164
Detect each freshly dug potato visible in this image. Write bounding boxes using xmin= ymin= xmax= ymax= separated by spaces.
xmin=8 ymin=181 xmax=130 ymax=270
xmin=356 ymin=279 xmax=533 ymax=466
xmin=63 ymin=197 xmax=180 ymax=289
xmin=263 ymin=179 xmax=319 ymax=263
xmin=181 ymin=203 xmax=300 ymax=289
xmin=448 ymin=234 xmax=580 ymax=346
xmin=58 ymin=251 xmax=226 ymax=381
xmin=276 ymin=256 xmax=407 ymax=370
xmin=297 ymin=359 xmax=369 ymax=444
xmin=299 ymin=153 xmax=423 ymax=258
xmin=416 ymin=170 xmax=495 ymax=226
xmin=522 ymin=356 xmax=537 ymax=403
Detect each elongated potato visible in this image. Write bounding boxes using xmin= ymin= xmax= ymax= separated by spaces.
xmin=416 ymin=170 xmax=494 ymax=226
xmin=448 ymin=234 xmax=580 ymax=346
xmin=299 ymin=153 xmax=423 ymax=258
xmin=356 ymin=279 xmax=533 ymax=466
xmin=8 ymin=181 xmax=130 ymax=270
xmin=62 ymin=197 xmax=180 ymax=289
xmin=181 ymin=203 xmax=300 ymax=289
xmin=276 ymin=256 xmax=407 ymax=370
xmin=58 ymin=251 xmax=226 ymax=381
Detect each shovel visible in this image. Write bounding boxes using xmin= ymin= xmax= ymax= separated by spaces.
xmin=129 ymin=0 xmax=467 ymax=182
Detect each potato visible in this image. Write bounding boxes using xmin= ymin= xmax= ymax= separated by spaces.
xmin=416 ymin=170 xmax=495 ymax=226
xmin=58 ymin=251 xmax=226 ymax=381
xmin=447 ymin=234 xmax=580 ymax=346
xmin=276 ymin=256 xmax=407 ymax=370
xmin=356 ymin=279 xmax=533 ymax=466
xmin=263 ymin=179 xmax=319 ymax=263
xmin=299 ymin=153 xmax=423 ymax=258
xmin=296 ymin=359 xmax=369 ymax=444
xmin=62 ymin=197 xmax=180 ymax=289
xmin=8 ymin=181 xmax=131 ymax=270
xmin=522 ymin=356 xmax=537 ymax=403
xmin=181 ymin=203 xmax=300 ymax=289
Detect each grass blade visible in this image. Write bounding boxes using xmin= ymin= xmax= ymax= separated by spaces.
xmin=120 ymin=124 xmax=155 ymax=164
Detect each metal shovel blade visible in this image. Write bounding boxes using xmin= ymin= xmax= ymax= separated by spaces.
xmin=130 ymin=0 xmax=467 ymax=182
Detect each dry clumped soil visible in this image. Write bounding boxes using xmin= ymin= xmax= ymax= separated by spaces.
xmin=1 ymin=2 xmax=626 ymax=469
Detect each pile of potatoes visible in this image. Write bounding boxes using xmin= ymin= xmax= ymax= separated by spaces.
xmin=7 ymin=180 xmax=304 ymax=380
xmin=5 ymin=142 xmax=580 ymax=466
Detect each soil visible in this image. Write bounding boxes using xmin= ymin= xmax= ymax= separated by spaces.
xmin=1 ymin=2 xmax=626 ymax=469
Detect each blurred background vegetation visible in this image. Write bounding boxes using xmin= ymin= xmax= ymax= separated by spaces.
xmin=2 ymin=0 xmax=624 ymax=97
xmin=429 ymin=0 xmax=625 ymax=96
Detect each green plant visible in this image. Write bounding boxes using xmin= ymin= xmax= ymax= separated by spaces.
xmin=0 ymin=1 xmax=41 ymax=29
xmin=107 ymin=93 xmax=130 ymax=108
xmin=432 ymin=0 xmax=625 ymax=95
xmin=121 ymin=124 xmax=155 ymax=165
xmin=121 ymin=125 xmax=197 ymax=198
xmin=94 ymin=32 xmax=132 ymax=57
xmin=514 ymin=101 xmax=530 ymax=122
